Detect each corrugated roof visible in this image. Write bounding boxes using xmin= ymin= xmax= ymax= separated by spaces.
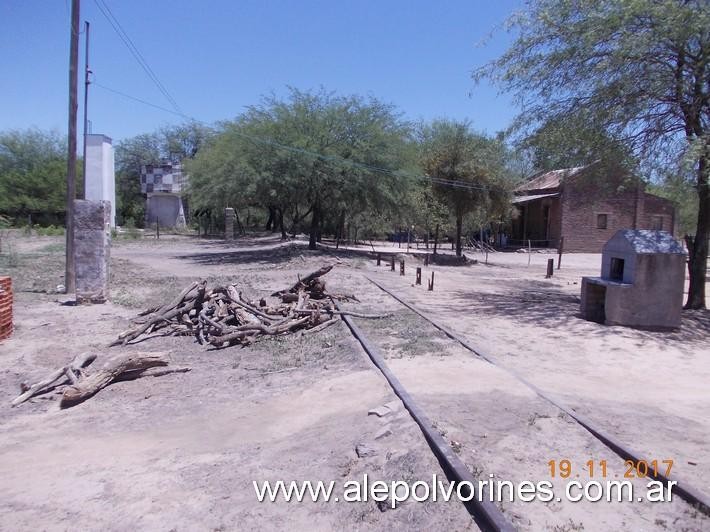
xmin=511 ymin=192 xmax=560 ymax=204
xmin=514 ymin=165 xmax=588 ymax=193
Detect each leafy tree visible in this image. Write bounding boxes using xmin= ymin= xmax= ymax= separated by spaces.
xmin=419 ymin=120 xmax=511 ymax=257
xmin=188 ymin=88 xmax=413 ymax=247
xmin=522 ymin=113 xmax=635 ymax=173
xmin=0 ymin=129 xmax=74 ymax=224
xmin=475 ymin=0 xmax=710 ymax=308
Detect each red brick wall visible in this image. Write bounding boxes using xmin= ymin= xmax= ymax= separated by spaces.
xmin=0 ymin=277 xmax=12 ymax=341
xmin=560 ymin=178 xmax=640 ymax=253
xmin=641 ymin=193 xmax=676 ymax=234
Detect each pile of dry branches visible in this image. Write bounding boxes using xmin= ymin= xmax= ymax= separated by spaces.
xmin=111 ymin=264 xmax=384 ymax=348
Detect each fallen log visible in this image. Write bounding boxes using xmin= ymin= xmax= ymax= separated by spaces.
xmin=60 ymin=351 xmax=170 ymax=408
xmin=12 ymin=352 xmax=97 ymax=407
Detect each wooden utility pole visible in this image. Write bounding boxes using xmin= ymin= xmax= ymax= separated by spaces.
xmin=81 ymin=20 xmax=90 ymax=196
xmin=65 ymin=0 xmax=80 ymax=294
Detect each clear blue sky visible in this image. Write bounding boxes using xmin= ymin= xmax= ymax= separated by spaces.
xmin=0 ymin=0 xmax=522 ymax=143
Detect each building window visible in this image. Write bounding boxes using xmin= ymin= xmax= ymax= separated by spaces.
xmin=652 ymin=216 xmax=663 ymax=230
xmin=596 ymin=213 xmax=608 ymax=229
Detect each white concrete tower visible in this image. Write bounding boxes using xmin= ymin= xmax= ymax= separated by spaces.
xmin=85 ymin=134 xmax=116 ymax=227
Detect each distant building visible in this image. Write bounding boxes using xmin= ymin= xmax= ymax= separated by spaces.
xmin=510 ymin=163 xmax=676 ymax=252
xmin=85 ymin=134 xmax=116 ymax=228
xmin=140 ymin=160 xmax=187 ymax=228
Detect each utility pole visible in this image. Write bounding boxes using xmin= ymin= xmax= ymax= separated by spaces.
xmin=81 ymin=20 xmax=90 ymax=196
xmin=65 ymin=0 xmax=80 ymax=294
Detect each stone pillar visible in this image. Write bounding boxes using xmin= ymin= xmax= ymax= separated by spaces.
xmin=74 ymin=200 xmax=111 ymax=304
xmin=225 ymin=207 xmax=235 ymax=240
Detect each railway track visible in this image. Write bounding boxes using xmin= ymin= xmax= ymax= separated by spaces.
xmin=335 ymin=275 xmax=710 ymax=531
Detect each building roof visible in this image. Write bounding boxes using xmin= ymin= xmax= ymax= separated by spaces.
xmin=603 ymin=230 xmax=686 ymax=255
xmin=511 ymin=192 xmax=560 ymax=204
xmin=514 ymin=165 xmax=589 ymax=193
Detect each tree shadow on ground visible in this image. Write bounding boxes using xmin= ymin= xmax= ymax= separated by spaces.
xmin=183 ymin=233 xmax=296 ymax=251
xmin=450 ymin=287 xmax=710 ymax=346
xmin=174 ymin=242 xmax=309 ymax=266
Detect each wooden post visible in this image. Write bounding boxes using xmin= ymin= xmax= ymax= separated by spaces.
xmin=416 ymin=267 xmax=422 ymax=285
xmin=428 ymin=271 xmax=435 ymax=291
xmin=390 ymin=256 xmax=395 ymax=271
xmin=424 ymin=253 xmax=429 ymax=266
xmin=557 ymin=237 xmax=564 ymax=269
xmin=377 ymin=253 xmax=381 ymax=266
xmin=156 ymin=218 xmax=160 ymax=239
xmin=400 ymin=260 xmax=405 ymax=276
xmin=527 ymin=239 xmax=531 ymax=266
xmin=546 ymin=258 xmax=554 ymax=278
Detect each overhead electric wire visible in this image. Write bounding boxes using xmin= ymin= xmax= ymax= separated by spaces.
xmin=93 ymin=0 xmax=183 ymax=115
xmin=93 ymin=81 xmax=500 ymax=193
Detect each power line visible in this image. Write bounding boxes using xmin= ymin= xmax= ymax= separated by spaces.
xmin=93 ymin=0 xmax=182 ymax=115
xmin=93 ymin=82 xmax=499 ymax=193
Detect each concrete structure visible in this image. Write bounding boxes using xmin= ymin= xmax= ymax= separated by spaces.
xmin=85 ymin=134 xmax=116 ymax=227
xmin=511 ymin=163 xmax=676 ymax=252
xmin=141 ymin=161 xmax=187 ymax=228
xmin=74 ymin=200 xmax=111 ymax=304
xmin=225 ymin=207 xmax=235 ymax=240
xmin=581 ymin=230 xmax=686 ymax=330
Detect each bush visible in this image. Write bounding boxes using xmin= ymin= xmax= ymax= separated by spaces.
xmin=34 ymin=224 xmax=65 ymax=236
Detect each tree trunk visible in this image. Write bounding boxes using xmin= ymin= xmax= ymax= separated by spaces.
xmin=433 ymin=224 xmax=439 ymax=255
xmin=265 ymin=206 xmax=275 ymax=231
xmin=309 ymin=201 xmax=319 ymax=250
xmin=276 ymin=208 xmax=287 ymax=239
xmin=455 ymin=215 xmax=463 ymax=257
xmin=235 ymin=209 xmax=244 ymax=235
xmin=685 ymin=153 xmax=709 ymax=309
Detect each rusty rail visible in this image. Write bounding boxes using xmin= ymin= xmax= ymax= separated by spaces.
xmin=365 ymin=275 xmax=710 ymax=518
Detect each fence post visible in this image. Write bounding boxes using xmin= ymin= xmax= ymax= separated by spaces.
xmin=400 ymin=259 xmax=405 ymax=276
xmin=377 ymin=253 xmax=381 ymax=266
xmin=390 ymin=256 xmax=395 ymax=271
xmin=546 ymin=258 xmax=554 ymax=278
xmin=557 ymin=237 xmax=564 ymax=269
xmin=416 ymin=267 xmax=421 ymax=285
xmin=428 ymin=271 xmax=435 ymax=291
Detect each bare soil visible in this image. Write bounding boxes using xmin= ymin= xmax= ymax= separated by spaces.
xmin=0 ymin=233 xmax=708 ymax=531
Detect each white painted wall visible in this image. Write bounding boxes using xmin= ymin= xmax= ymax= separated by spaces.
xmin=85 ymin=134 xmax=116 ymax=227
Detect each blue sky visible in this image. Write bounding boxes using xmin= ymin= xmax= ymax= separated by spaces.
xmin=0 ymin=0 xmax=522 ymax=142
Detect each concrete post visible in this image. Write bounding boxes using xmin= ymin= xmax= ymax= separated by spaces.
xmin=225 ymin=207 xmax=235 ymax=240
xmin=74 ymin=200 xmax=111 ymax=303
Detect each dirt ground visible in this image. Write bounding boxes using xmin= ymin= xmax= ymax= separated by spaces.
xmin=0 ymin=232 xmax=708 ymax=531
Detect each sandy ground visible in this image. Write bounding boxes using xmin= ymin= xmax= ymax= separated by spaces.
xmin=0 ymin=232 xmax=708 ymax=531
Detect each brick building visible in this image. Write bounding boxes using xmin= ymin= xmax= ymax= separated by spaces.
xmin=510 ymin=163 xmax=676 ymax=252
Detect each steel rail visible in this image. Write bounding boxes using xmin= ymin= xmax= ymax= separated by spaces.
xmin=365 ymin=275 xmax=710 ymax=517
xmin=337 ymin=307 xmax=516 ymax=532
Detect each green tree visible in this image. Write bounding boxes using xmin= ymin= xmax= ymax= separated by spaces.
xmin=476 ymin=0 xmax=710 ymax=308
xmin=0 ymin=129 xmax=72 ymax=223
xmin=419 ymin=120 xmax=511 ymax=257
xmin=522 ymin=113 xmax=635 ymax=173
xmin=188 ymin=88 xmax=412 ymax=247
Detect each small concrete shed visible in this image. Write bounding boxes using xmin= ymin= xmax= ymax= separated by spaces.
xmin=581 ymin=230 xmax=686 ymax=330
